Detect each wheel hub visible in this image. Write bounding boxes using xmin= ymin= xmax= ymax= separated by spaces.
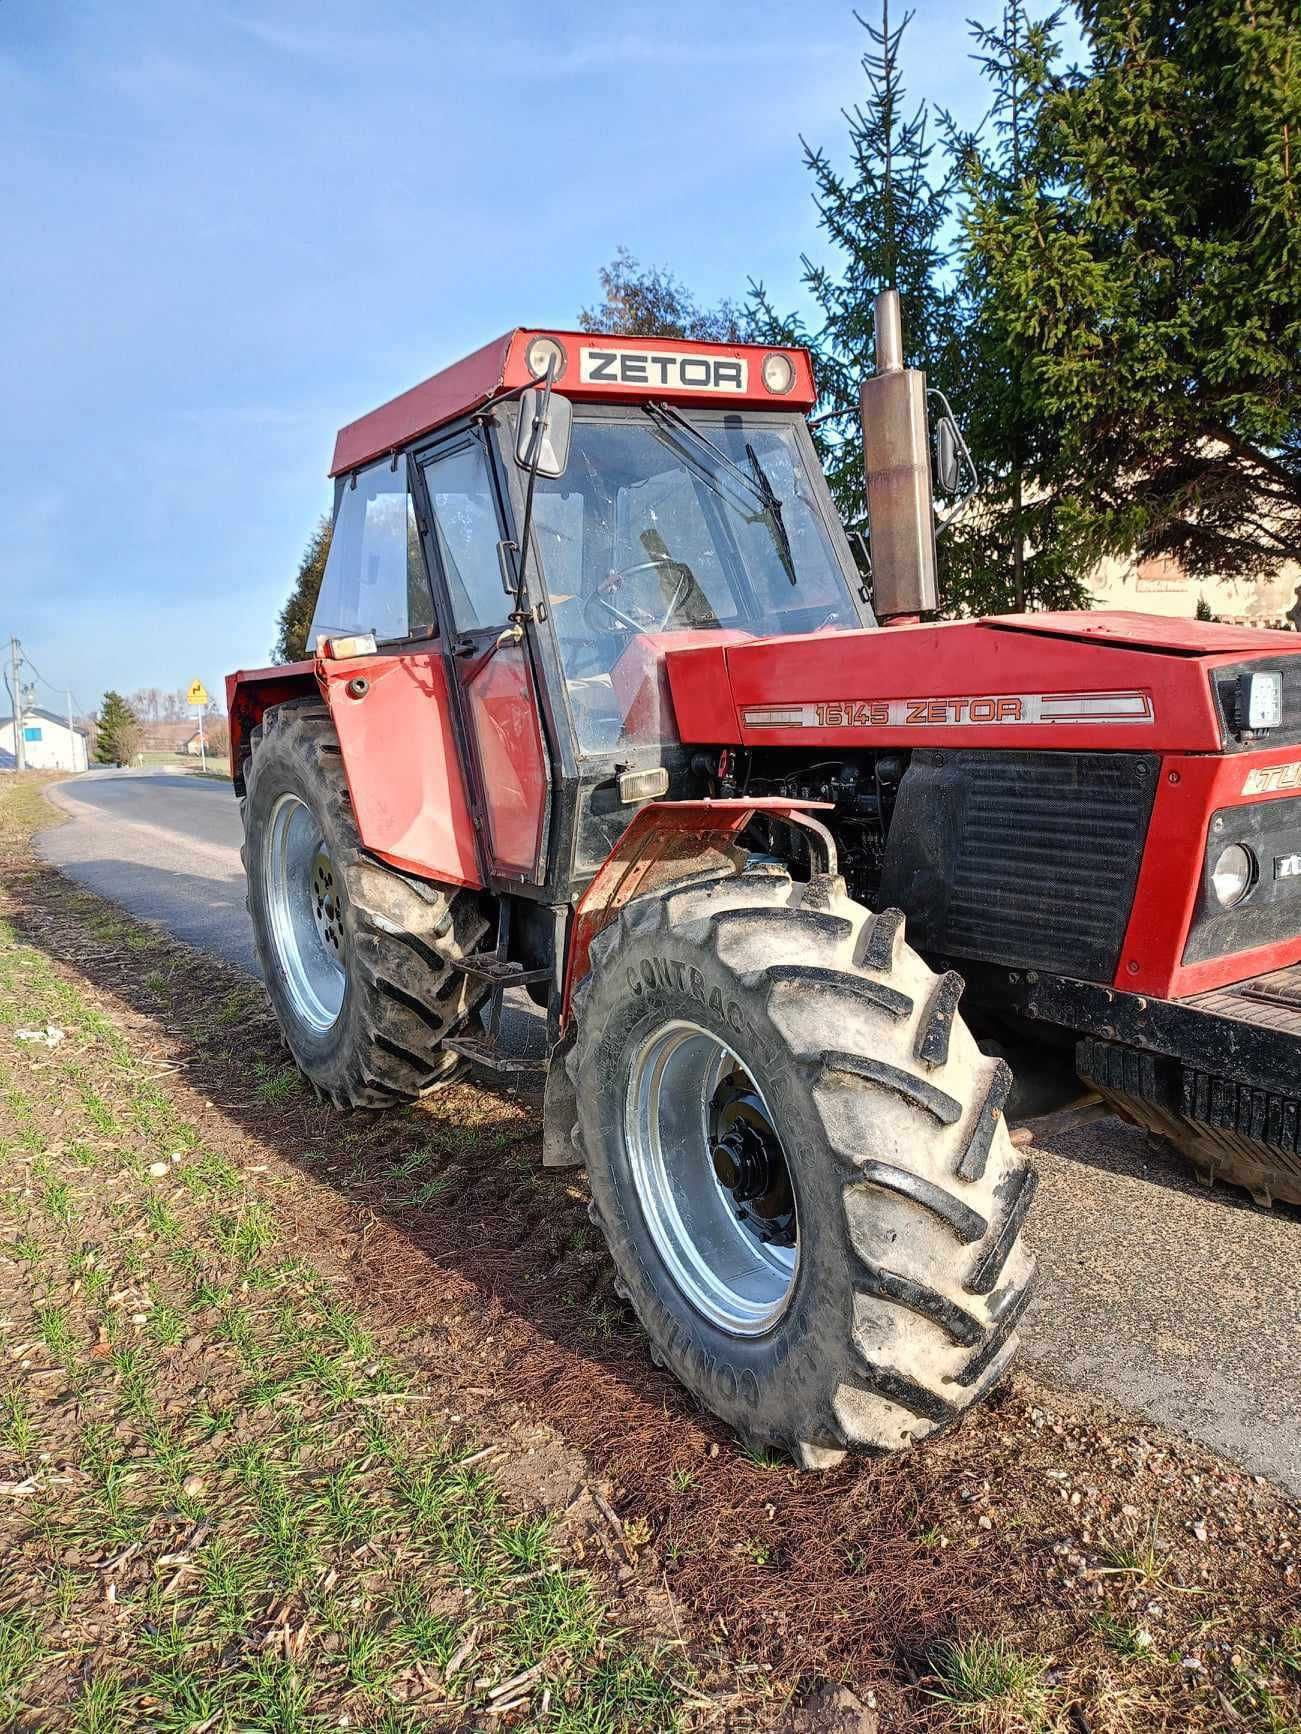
xmin=709 ymin=1082 xmax=796 ymax=1248
xmin=310 ymin=849 xmax=344 ymax=959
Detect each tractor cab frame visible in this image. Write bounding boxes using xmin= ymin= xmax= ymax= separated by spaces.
xmin=230 ymin=328 xmax=868 ymax=1057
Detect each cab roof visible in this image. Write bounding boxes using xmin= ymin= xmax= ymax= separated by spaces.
xmin=329 ymin=328 xmax=817 ymax=477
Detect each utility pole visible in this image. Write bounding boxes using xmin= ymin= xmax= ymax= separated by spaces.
xmin=66 ymin=690 xmax=78 ymax=773
xmin=8 ymin=637 xmax=25 ymax=773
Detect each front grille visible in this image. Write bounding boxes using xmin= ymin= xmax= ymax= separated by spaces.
xmin=880 ymin=750 xmax=1158 ymax=981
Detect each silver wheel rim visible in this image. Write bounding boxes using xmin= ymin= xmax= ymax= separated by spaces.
xmin=263 ymin=792 xmax=346 ymax=1034
xmin=625 ymin=1020 xmax=798 ymax=1336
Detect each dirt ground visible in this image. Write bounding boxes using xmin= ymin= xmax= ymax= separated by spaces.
xmin=1 ymin=773 xmax=1298 ymax=1732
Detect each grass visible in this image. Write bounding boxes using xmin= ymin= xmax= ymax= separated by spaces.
xmin=928 ymin=1634 xmax=1051 ymax=1728
xmin=0 ymin=877 xmax=687 ymax=1729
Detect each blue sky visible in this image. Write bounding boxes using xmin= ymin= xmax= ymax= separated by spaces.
xmin=1 ymin=0 xmax=1023 ymax=717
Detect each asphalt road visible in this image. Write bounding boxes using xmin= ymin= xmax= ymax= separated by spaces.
xmin=38 ymin=770 xmax=1301 ymax=1495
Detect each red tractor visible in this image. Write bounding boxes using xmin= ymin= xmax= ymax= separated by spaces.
xmin=228 ymin=299 xmax=1301 ymax=1467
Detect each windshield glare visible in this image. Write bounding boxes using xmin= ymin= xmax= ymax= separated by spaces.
xmin=530 ymin=414 xmax=857 ymax=753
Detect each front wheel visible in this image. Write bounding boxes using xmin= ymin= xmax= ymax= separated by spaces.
xmin=569 ymin=868 xmax=1038 ymax=1466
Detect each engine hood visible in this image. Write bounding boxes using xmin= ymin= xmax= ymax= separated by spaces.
xmin=663 ymin=612 xmax=1301 ymax=754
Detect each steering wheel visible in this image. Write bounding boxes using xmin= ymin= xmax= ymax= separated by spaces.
xmin=583 ymin=556 xmax=692 ymax=635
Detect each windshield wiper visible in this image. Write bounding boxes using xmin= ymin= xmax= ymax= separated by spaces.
xmin=642 ymin=401 xmax=799 ymax=587
xmin=743 ymin=440 xmax=797 ymax=587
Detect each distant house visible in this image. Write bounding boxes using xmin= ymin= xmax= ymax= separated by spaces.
xmin=139 ymin=721 xmax=197 ymax=754
xmin=0 ymin=709 xmax=89 ymax=773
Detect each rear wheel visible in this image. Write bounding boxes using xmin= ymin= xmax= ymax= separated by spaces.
xmin=242 ymin=699 xmax=490 ymax=1108
xmin=569 ymin=868 xmax=1038 ymax=1465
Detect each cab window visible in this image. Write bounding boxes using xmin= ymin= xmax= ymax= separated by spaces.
xmin=309 ymin=458 xmax=435 ymax=650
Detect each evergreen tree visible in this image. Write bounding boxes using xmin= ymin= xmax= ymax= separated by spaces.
xmin=966 ymin=0 xmax=1301 ymax=583
xmin=949 ymin=3 xmax=1092 ymax=613
xmin=94 ymin=691 xmax=141 ymax=767
xmin=748 ymin=3 xmax=966 ymax=582
xmin=274 ymin=516 xmax=332 ymax=663
xmin=580 ymin=247 xmax=752 ymax=341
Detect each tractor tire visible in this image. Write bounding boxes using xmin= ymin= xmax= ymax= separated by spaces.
xmin=242 ymin=699 xmax=490 ymax=1108
xmin=569 ymin=867 xmax=1038 ymax=1467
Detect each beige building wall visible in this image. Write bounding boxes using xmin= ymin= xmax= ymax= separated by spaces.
xmin=1087 ymin=550 xmax=1301 ymax=628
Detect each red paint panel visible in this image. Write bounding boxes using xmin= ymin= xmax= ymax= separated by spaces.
xmin=672 ymin=620 xmax=1230 ymax=751
xmin=1121 ymin=743 xmax=1301 ymax=999
xmin=330 ymin=334 xmax=514 ymax=476
xmin=611 ymin=629 xmax=755 ymax=745
xmin=319 ymin=652 xmax=481 ymax=889
xmin=463 ymin=643 xmax=548 ymax=878
xmin=986 ymin=609 xmax=1301 ymax=655
xmin=329 ymin=330 xmax=816 ymax=476
xmin=663 ymin=642 xmax=743 ymax=742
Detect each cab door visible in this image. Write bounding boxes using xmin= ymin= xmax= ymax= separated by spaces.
xmin=417 ymin=431 xmax=551 ymax=885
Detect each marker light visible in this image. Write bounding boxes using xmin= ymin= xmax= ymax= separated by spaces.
xmin=525 ymin=335 xmax=567 ymax=381
xmin=762 ymin=352 xmax=796 ymax=394
xmin=1238 ymin=669 xmax=1283 ymax=732
xmin=1211 ymin=842 xmax=1256 ymax=908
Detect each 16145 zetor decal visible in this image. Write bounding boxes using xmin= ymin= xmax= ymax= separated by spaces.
xmin=742 ymin=690 xmax=1156 ymax=728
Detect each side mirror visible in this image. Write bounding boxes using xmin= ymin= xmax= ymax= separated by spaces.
xmin=516 ymin=388 xmax=572 ymax=478
xmin=935 ymin=416 xmax=963 ymax=494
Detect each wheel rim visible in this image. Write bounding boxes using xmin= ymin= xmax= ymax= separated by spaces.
xmin=625 ymin=1020 xmax=798 ymax=1336
xmin=263 ymin=792 xmax=346 ymax=1034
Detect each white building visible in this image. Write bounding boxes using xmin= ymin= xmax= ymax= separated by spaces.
xmin=0 ymin=708 xmax=89 ymax=773
xmin=1088 ymin=549 xmax=1301 ymax=627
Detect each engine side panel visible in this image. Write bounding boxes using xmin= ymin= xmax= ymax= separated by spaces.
xmin=877 ymin=749 xmax=1158 ymax=981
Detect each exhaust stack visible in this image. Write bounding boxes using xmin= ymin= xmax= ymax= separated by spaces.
xmin=860 ymin=288 xmax=938 ymax=621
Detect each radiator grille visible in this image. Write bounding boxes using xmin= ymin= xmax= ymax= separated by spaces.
xmin=881 ymin=750 xmax=1158 ymax=980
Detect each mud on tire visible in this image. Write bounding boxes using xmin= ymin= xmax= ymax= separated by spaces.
xmin=242 ymin=699 xmax=490 ymax=1109
xmin=569 ymin=868 xmax=1038 ymax=1467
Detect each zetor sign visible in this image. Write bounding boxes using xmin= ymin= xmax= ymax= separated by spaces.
xmin=578 ymin=345 xmax=747 ymax=392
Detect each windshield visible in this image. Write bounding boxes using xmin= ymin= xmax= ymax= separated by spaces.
xmin=530 ymin=413 xmax=859 ymax=753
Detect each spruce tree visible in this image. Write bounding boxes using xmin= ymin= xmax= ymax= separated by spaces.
xmin=748 ymin=3 xmax=966 ymax=582
xmin=966 ymin=0 xmax=1301 ymax=583
xmin=274 ymin=516 xmax=332 ymax=663
xmin=949 ymin=3 xmax=1092 ymax=613
xmin=94 ymin=692 xmax=141 ymax=767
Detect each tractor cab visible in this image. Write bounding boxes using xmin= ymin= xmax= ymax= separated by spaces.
xmin=297 ymin=328 xmax=869 ymax=896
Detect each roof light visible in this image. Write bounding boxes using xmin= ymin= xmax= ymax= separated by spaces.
xmin=762 ymin=352 xmax=796 ymax=395
xmin=525 ymin=335 xmax=567 ymax=381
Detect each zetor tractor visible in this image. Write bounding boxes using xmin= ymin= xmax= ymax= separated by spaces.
xmin=229 ymin=293 xmax=1301 ymax=1468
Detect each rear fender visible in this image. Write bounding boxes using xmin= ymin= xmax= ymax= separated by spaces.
xmin=226 ymin=663 xmax=319 ymax=791
xmin=562 ymin=797 xmax=835 ymax=1030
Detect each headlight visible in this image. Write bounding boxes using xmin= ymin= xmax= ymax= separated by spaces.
xmin=762 ymin=351 xmax=796 ymax=394
xmin=525 ymin=335 xmax=567 ymax=381
xmin=1211 ymin=842 xmax=1256 ymax=908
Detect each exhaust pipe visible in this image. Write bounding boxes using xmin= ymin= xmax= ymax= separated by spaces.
xmin=860 ymin=288 xmax=938 ymax=621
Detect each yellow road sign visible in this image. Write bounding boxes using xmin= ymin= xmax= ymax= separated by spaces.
xmin=187 ymin=679 xmax=210 ymax=708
